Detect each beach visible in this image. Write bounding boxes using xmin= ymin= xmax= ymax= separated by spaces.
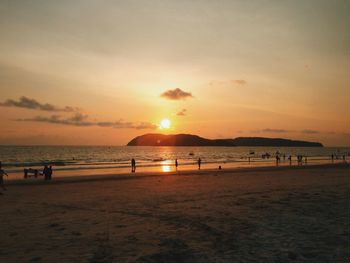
xmin=1 ymin=164 xmax=349 ymax=262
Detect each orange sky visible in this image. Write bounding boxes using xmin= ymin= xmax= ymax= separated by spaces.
xmin=0 ymin=1 xmax=349 ymax=146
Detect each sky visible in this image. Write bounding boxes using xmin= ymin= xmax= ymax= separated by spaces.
xmin=0 ymin=0 xmax=349 ymax=146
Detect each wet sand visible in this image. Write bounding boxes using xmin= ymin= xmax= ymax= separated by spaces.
xmin=0 ymin=164 xmax=349 ymax=262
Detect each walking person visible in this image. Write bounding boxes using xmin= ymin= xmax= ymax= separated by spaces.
xmin=0 ymin=162 xmax=9 ymax=193
xmin=131 ymin=158 xmax=136 ymax=173
xmin=198 ymin=158 xmax=202 ymax=170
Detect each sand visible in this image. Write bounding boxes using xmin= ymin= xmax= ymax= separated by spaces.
xmin=0 ymin=164 xmax=349 ymax=262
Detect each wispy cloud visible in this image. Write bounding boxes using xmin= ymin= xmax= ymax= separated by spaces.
xmin=259 ymin=128 xmax=323 ymax=134
xmin=261 ymin=128 xmax=289 ymax=133
xmin=160 ymin=88 xmax=193 ymax=100
xmin=232 ymin=79 xmax=247 ymax=85
xmin=301 ymin=129 xmax=320 ymax=134
xmin=16 ymin=114 xmax=157 ymax=130
xmin=209 ymin=79 xmax=247 ymax=87
xmin=177 ymin=109 xmax=187 ymax=116
xmin=0 ymin=96 xmax=79 ymax=112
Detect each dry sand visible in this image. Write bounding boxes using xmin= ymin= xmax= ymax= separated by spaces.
xmin=0 ymin=164 xmax=349 ymax=262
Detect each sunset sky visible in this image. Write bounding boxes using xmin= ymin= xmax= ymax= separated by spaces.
xmin=0 ymin=0 xmax=349 ymax=146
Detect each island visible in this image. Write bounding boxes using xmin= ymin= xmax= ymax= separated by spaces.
xmin=127 ymin=133 xmax=323 ymax=147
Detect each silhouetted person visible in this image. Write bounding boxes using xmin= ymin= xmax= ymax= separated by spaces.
xmin=248 ymin=157 xmax=251 ymax=163
xmin=331 ymin=154 xmax=334 ymax=163
xmin=198 ymin=158 xmax=202 ymax=170
xmin=48 ymin=165 xmax=53 ymax=180
xmin=343 ymin=155 xmax=346 ymax=162
xmin=276 ymin=155 xmax=280 ymax=166
xmin=0 ymin=162 xmax=8 ymax=192
xmin=131 ymin=158 xmax=136 ymax=173
xmin=175 ymin=159 xmax=178 ymax=171
xmin=288 ymin=155 xmax=292 ymax=165
xmin=43 ymin=165 xmax=49 ymax=180
xmin=297 ymin=155 xmax=302 ymax=165
xmin=283 ymin=154 xmax=286 ymax=161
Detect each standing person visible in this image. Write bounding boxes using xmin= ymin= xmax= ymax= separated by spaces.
xmin=331 ymin=154 xmax=334 ymax=163
xmin=297 ymin=155 xmax=302 ymax=165
xmin=198 ymin=158 xmax=202 ymax=170
xmin=43 ymin=165 xmax=49 ymax=180
xmin=131 ymin=158 xmax=136 ymax=173
xmin=175 ymin=159 xmax=178 ymax=171
xmin=0 ymin=162 xmax=8 ymax=193
xmin=276 ymin=155 xmax=280 ymax=166
xmin=288 ymin=155 xmax=292 ymax=165
xmin=48 ymin=165 xmax=53 ymax=180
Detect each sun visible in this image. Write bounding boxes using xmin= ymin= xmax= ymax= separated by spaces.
xmin=160 ymin=118 xmax=171 ymax=129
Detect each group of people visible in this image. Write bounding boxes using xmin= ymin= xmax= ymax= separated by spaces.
xmin=23 ymin=165 xmax=53 ymax=180
xmin=296 ymin=155 xmax=307 ymax=165
xmin=0 ymin=162 xmax=53 ymax=194
xmin=43 ymin=165 xmax=53 ymax=180
xmin=331 ymin=154 xmax=347 ymax=162
xmin=130 ymin=157 xmax=203 ymax=173
xmin=274 ymin=154 xmax=306 ymax=166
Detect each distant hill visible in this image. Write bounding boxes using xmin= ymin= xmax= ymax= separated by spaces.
xmin=127 ymin=134 xmax=323 ymax=147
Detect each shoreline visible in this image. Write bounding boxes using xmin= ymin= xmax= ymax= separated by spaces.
xmin=6 ymin=162 xmax=349 ymax=186
xmin=1 ymin=160 xmax=349 ymax=262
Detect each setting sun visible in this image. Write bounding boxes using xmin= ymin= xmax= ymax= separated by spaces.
xmin=160 ymin=118 xmax=171 ymax=129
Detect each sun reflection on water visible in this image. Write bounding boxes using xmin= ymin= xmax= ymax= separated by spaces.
xmin=162 ymin=165 xmax=171 ymax=172
xmin=161 ymin=160 xmax=172 ymax=172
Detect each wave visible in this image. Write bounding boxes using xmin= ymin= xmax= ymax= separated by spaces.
xmin=4 ymin=156 xmax=341 ymax=174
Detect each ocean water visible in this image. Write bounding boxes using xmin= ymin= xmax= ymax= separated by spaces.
xmin=0 ymin=145 xmax=349 ymax=180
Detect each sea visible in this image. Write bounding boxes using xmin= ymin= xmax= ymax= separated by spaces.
xmin=0 ymin=145 xmax=349 ymax=180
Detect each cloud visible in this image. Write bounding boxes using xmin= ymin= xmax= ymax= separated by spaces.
xmin=16 ymin=114 xmax=157 ymax=130
xmin=160 ymin=88 xmax=193 ymax=100
xmin=0 ymin=96 xmax=79 ymax=112
xmin=177 ymin=109 xmax=187 ymax=116
xmin=232 ymin=79 xmax=247 ymax=85
xmin=259 ymin=128 xmax=322 ymax=134
xmin=301 ymin=129 xmax=320 ymax=134
xmin=209 ymin=79 xmax=247 ymax=87
xmin=261 ymin=128 xmax=289 ymax=133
